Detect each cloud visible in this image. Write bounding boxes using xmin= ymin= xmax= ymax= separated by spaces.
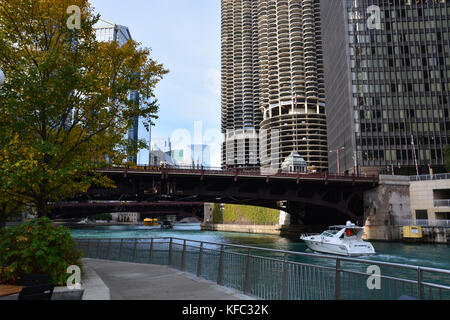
xmin=90 ymin=0 xmax=222 ymax=166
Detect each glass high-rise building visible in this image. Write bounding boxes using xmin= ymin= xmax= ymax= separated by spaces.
xmin=94 ymin=18 xmax=132 ymax=46
xmin=94 ymin=19 xmax=140 ymax=164
xmin=221 ymin=0 xmax=328 ymax=171
xmin=321 ymin=0 xmax=450 ymax=175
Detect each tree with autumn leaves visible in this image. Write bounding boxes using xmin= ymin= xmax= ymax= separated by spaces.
xmin=0 ymin=0 xmax=168 ymax=225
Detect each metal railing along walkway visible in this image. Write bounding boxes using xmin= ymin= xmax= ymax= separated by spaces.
xmin=75 ymin=237 xmax=450 ymax=300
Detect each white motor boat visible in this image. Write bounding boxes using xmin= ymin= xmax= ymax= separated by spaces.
xmin=77 ymin=218 xmax=89 ymax=224
xmin=300 ymin=221 xmax=376 ymax=257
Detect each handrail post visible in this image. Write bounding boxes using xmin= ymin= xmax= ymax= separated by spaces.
xmin=244 ymin=249 xmax=251 ymax=295
xmin=197 ymin=242 xmax=204 ymax=277
xmin=133 ymin=238 xmax=138 ymax=262
xmin=148 ymin=238 xmax=154 ymax=264
xmin=106 ymin=239 xmax=112 ymax=260
xmin=119 ymin=239 xmax=124 ymax=261
xmin=281 ymin=253 xmax=289 ymax=300
xmin=87 ymin=239 xmax=92 ymax=258
xmin=168 ymin=238 xmax=173 ymax=266
xmin=418 ymin=268 xmax=424 ymax=300
xmin=95 ymin=240 xmax=100 ymax=259
xmin=335 ymin=258 xmax=341 ymax=300
xmin=217 ymin=245 xmax=224 ymax=285
xmin=181 ymin=239 xmax=187 ymax=271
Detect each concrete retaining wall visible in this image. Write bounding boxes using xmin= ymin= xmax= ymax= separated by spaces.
xmin=363 ymin=175 xmax=411 ymax=242
xmin=201 ymin=223 xmax=282 ymax=235
xmin=406 ymin=227 xmax=450 ymax=244
xmin=368 ymin=226 xmax=450 ymax=244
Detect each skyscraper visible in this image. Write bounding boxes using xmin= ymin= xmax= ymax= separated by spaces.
xmin=221 ymin=0 xmax=328 ymax=171
xmin=94 ymin=18 xmax=140 ymax=164
xmin=321 ymin=0 xmax=450 ymax=175
xmin=94 ymin=18 xmax=132 ymax=46
xmin=221 ymin=0 xmax=262 ymax=168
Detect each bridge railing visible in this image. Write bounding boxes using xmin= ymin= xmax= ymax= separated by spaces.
xmin=100 ymin=165 xmax=378 ymax=183
xmin=75 ymin=237 xmax=450 ymax=300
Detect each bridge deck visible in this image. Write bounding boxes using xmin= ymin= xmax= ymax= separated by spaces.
xmin=98 ymin=167 xmax=378 ymax=184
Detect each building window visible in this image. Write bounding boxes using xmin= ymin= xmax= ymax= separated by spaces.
xmin=416 ymin=210 xmax=428 ymax=220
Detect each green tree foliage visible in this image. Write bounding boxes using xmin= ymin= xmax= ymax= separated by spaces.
xmin=0 ymin=199 xmax=23 ymax=229
xmin=0 ymin=218 xmax=82 ymax=285
xmin=0 ymin=0 xmax=168 ymax=218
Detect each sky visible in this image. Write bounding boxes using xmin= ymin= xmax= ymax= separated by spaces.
xmin=90 ymin=0 xmax=222 ymax=166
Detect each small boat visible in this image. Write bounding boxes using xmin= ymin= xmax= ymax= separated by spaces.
xmin=161 ymin=220 xmax=174 ymax=230
xmin=77 ymin=218 xmax=89 ymax=224
xmin=300 ymin=221 xmax=376 ymax=257
xmin=402 ymin=226 xmax=423 ymax=242
xmin=143 ymin=218 xmax=159 ymax=227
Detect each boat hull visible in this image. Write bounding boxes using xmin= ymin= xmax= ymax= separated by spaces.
xmin=302 ymin=239 xmax=375 ymax=257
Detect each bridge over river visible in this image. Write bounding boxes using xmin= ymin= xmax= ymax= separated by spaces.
xmin=52 ymin=166 xmax=378 ymax=226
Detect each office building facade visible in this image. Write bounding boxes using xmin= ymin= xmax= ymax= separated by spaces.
xmin=221 ymin=0 xmax=328 ymax=171
xmin=321 ymin=0 xmax=450 ymax=175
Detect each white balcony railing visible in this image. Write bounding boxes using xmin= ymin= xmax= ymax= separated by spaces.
xmin=434 ymin=199 xmax=450 ymax=207
xmin=409 ymin=173 xmax=450 ymax=182
xmin=395 ymin=218 xmax=450 ymax=228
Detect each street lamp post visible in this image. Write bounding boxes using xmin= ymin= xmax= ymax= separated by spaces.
xmin=330 ymin=147 xmax=345 ymax=175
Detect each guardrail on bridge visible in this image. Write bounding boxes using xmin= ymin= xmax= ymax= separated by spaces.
xmin=98 ymin=166 xmax=379 ymax=184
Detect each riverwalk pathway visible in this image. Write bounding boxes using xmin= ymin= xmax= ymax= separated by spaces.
xmin=82 ymin=258 xmax=254 ymax=300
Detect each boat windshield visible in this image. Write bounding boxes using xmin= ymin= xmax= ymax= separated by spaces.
xmin=344 ymin=228 xmax=361 ymax=237
xmin=321 ymin=230 xmax=339 ymax=237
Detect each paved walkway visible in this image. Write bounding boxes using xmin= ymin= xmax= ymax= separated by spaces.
xmin=82 ymin=259 xmax=254 ymax=300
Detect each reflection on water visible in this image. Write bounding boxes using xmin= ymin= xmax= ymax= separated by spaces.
xmin=71 ymin=223 xmax=450 ymax=270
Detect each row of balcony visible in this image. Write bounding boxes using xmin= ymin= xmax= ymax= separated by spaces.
xmin=396 ymin=219 xmax=450 ymax=228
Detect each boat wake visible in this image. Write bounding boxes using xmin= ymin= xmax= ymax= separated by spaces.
xmin=303 ymin=250 xmax=447 ymax=269
xmin=366 ymin=254 xmax=447 ymax=269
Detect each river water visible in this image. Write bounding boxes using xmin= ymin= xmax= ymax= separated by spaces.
xmin=71 ymin=223 xmax=450 ymax=270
